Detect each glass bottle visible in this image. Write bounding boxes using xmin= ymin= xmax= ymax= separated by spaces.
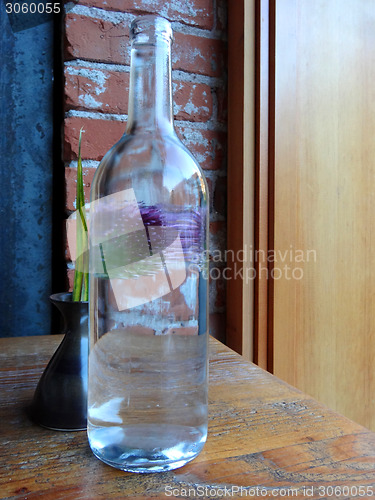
xmin=87 ymin=15 xmax=209 ymax=473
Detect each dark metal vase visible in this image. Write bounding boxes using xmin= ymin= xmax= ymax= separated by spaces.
xmin=30 ymin=292 xmax=88 ymax=431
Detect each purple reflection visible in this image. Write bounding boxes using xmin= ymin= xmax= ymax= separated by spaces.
xmin=139 ymin=203 xmax=205 ymax=257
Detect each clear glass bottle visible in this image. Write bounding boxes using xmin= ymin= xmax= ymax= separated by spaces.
xmin=87 ymin=15 xmax=209 ymax=473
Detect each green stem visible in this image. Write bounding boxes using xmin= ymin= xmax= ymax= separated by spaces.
xmin=73 ymin=271 xmax=83 ymax=301
xmin=72 ymin=127 xmax=88 ymax=302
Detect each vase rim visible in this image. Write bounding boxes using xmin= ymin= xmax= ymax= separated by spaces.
xmin=50 ymin=292 xmax=88 ymax=304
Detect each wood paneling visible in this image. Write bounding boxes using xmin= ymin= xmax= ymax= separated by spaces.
xmin=227 ymin=0 xmax=255 ymax=359
xmin=272 ymin=0 xmax=375 ymax=430
xmin=254 ymin=0 xmax=271 ymax=370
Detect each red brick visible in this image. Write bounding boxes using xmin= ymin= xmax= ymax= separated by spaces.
xmin=65 ymin=166 xmax=96 ymax=211
xmin=65 ymin=67 xmax=129 ymax=114
xmin=65 ymin=14 xmax=130 ymax=65
xmin=67 ymin=267 xmax=75 ymax=292
xmin=64 ymin=117 xmax=226 ymax=169
xmin=205 ymin=177 xmax=213 ymax=207
xmin=173 ymin=32 xmax=226 ymax=77
xmin=213 ymin=176 xmax=227 ymax=216
xmin=65 ymin=66 xmax=213 ymax=121
xmin=67 ymin=277 xmax=228 ymax=314
xmin=65 ymin=240 xmax=72 ymax=263
xmin=121 ymin=325 xmax=156 ymax=335
xmin=73 ymin=0 xmax=214 ymax=30
xmin=65 ymin=229 xmax=74 ymax=263
xmin=176 ymin=126 xmax=226 ymax=170
xmin=65 ymin=14 xmax=226 ymax=77
xmin=64 ymin=116 xmax=125 ymax=161
xmin=173 ymin=81 xmax=213 ymax=121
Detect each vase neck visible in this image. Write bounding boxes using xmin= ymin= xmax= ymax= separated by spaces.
xmin=50 ymin=294 xmax=88 ymax=336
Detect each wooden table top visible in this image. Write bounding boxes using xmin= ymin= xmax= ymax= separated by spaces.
xmin=1 ymin=335 xmax=375 ymax=499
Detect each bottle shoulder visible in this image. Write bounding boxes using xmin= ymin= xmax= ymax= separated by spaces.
xmin=124 ymin=132 xmax=201 ymax=167
xmin=94 ymin=132 xmax=206 ymax=184
xmin=91 ymin=131 xmax=208 ymax=205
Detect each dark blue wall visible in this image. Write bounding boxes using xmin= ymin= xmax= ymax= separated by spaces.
xmin=0 ymin=4 xmax=55 ymax=336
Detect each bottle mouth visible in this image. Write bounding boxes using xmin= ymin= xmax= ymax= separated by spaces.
xmin=130 ymin=15 xmax=173 ymax=45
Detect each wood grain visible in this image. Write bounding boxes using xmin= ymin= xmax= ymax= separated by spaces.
xmin=1 ymin=335 xmax=375 ymax=499
xmin=254 ymin=0 xmax=271 ymax=370
xmin=227 ymin=0 xmax=255 ymax=360
xmin=272 ymin=0 xmax=375 ymax=430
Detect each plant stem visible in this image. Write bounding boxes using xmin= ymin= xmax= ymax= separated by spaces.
xmin=72 ymin=128 xmax=88 ymax=302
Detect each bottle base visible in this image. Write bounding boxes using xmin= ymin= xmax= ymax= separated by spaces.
xmin=88 ymin=423 xmax=207 ymax=473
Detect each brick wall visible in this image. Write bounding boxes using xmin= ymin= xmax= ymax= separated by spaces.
xmin=63 ymin=0 xmax=227 ymax=341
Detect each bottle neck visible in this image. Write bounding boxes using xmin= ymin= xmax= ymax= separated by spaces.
xmin=126 ymin=40 xmax=174 ymax=135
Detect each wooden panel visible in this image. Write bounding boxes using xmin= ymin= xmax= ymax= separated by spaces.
xmin=254 ymin=0 xmax=271 ymax=369
xmin=227 ymin=1 xmax=255 ymax=359
xmin=272 ymin=0 xmax=375 ymax=430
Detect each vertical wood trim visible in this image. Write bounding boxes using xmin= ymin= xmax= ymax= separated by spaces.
xmin=227 ymin=0 xmax=244 ymax=355
xmin=254 ymin=0 xmax=270 ymax=369
xmin=253 ymin=0 xmax=275 ymax=372
xmin=243 ymin=2 xmax=256 ymax=361
xmin=227 ymin=0 xmax=255 ymax=359
xmin=267 ymin=0 xmax=276 ymax=373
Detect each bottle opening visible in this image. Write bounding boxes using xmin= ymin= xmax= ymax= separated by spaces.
xmin=130 ymin=15 xmax=173 ymax=45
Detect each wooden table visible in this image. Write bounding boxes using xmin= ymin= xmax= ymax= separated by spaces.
xmin=1 ymin=336 xmax=375 ymax=499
